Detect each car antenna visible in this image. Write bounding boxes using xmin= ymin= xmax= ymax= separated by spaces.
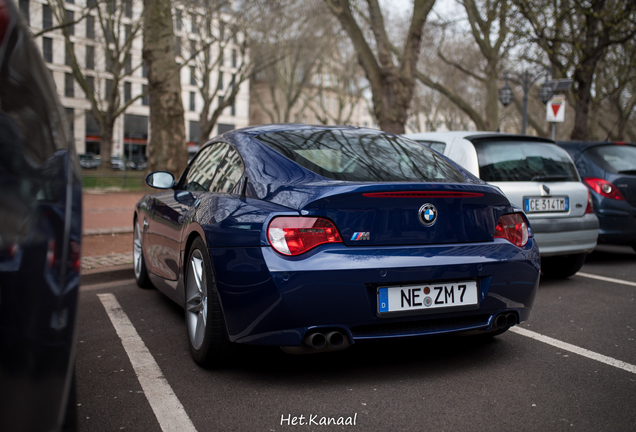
xmin=240 ymin=177 xmax=249 ymax=200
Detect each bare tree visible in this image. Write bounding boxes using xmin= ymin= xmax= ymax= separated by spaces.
xmin=513 ymin=0 xmax=636 ymax=140
xmin=324 ymin=0 xmax=436 ymax=134
xmin=250 ymin=0 xmax=334 ymax=124
xmin=415 ymin=0 xmax=516 ymax=131
xmin=143 ymin=0 xmax=187 ymax=176
xmin=45 ymin=0 xmax=145 ymax=169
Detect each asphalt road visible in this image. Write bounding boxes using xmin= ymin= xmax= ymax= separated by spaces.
xmin=76 ymin=245 xmax=636 ymax=432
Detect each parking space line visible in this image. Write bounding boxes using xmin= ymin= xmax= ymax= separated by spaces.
xmin=97 ymin=293 xmax=197 ymax=432
xmin=576 ymin=272 xmax=636 ymax=287
xmin=510 ymin=326 xmax=636 ymax=375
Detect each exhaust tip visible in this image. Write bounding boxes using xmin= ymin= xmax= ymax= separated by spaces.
xmin=305 ymin=332 xmax=326 ymax=349
xmin=495 ymin=314 xmax=509 ymax=329
xmin=506 ymin=313 xmax=517 ymax=327
xmin=326 ymin=331 xmax=344 ymax=348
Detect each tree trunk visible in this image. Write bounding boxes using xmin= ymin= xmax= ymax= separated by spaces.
xmin=571 ymin=65 xmax=594 ymax=140
xmin=143 ymin=0 xmax=187 ymax=177
xmin=484 ymin=60 xmax=499 ymax=131
xmin=98 ymin=126 xmax=114 ymax=170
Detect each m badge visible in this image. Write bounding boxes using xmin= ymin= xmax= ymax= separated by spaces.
xmin=351 ymin=232 xmax=371 ymax=241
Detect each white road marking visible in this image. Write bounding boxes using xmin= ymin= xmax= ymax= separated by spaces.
xmin=576 ymin=272 xmax=636 ymax=287
xmin=510 ymin=326 xmax=636 ymax=375
xmin=97 ymin=293 xmax=197 ymax=432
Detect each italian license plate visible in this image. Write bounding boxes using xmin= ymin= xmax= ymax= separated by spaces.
xmin=378 ymin=281 xmax=478 ymax=314
xmin=524 ymin=196 xmax=569 ymax=213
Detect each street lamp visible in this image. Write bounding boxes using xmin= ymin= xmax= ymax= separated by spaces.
xmin=498 ymin=81 xmax=513 ymax=107
xmin=498 ymin=69 xmax=549 ymax=135
xmin=538 ymin=81 xmax=554 ymax=104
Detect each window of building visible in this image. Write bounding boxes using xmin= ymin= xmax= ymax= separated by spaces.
xmin=176 ymin=9 xmax=182 ymax=31
xmin=105 ymin=79 xmax=113 ymax=100
xmin=190 ymin=66 xmax=196 ymax=85
xmin=219 ymin=21 xmax=225 ymax=40
xmin=87 ymin=0 xmax=97 ymax=8
xmin=106 ymin=48 xmax=113 ymax=70
xmin=65 ymin=42 xmax=73 ymax=66
xmin=190 ymin=39 xmax=196 ymax=57
xmin=218 ymin=95 xmax=223 ymax=110
xmin=86 ymin=45 xmax=94 ymax=70
xmin=232 ymin=49 xmax=237 ymax=68
xmin=217 ymin=72 xmax=223 ymax=90
xmin=65 ymin=73 xmax=74 ymax=98
xmin=125 ymin=24 xmax=131 ymax=42
xmin=65 ymin=108 xmax=74 ymax=142
xmin=66 ymin=0 xmax=74 ymax=4
xmin=175 ymin=37 xmax=182 ymax=57
xmin=66 ymin=9 xmax=74 ymax=36
xmin=189 ymin=92 xmax=195 ymax=111
xmin=86 ymin=76 xmax=94 ymax=97
xmin=142 ymin=85 xmax=149 ymax=106
xmin=189 ymin=120 xmax=200 ymax=143
xmin=124 ymin=0 xmax=132 ymax=18
xmin=217 ymin=123 xmax=234 ymax=134
xmin=125 ymin=55 xmax=131 ymax=74
xmin=42 ymin=4 xmax=52 ymax=29
xmin=86 ymin=15 xmax=95 ymax=39
xmin=230 ymin=74 xmax=235 ymax=90
xmin=19 ymin=0 xmax=29 ymax=25
xmin=191 ymin=13 xmax=197 ymax=34
xmin=142 ymin=61 xmax=148 ymax=78
xmin=43 ymin=37 xmax=53 ymax=63
xmin=124 ymin=82 xmax=131 ymax=102
xmin=231 ymin=100 xmax=235 ymax=116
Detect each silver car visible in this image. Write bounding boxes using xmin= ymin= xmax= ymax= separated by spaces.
xmin=405 ymin=132 xmax=599 ymax=278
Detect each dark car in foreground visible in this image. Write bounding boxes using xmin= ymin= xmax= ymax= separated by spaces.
xmin=557 ymin=141 xmax=636 ymax=251
xmin=135 ymin=125 xmax=540 ymax=368
xmin=0 ymin=1 xmax=82 ymax=431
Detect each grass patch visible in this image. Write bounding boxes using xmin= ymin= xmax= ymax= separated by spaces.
xmin=82 ymin=170 xmax=146 ymax=190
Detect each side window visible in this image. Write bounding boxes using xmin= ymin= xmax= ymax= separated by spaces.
xmin=183 ymin=143 xmax=228 ymax=191
xmin=211 ymin=148 xmax=244 ymax=193
xmin=415 ymin=140 xmax=446 ymax=154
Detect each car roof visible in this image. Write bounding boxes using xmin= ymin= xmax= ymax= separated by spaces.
xmin=404 ymin=131 xmax=554 ymax=144
xmin=234 ymin=123 xmax=382 ymax=137
xmin=557 ymin=140 xmax=636 ymax=153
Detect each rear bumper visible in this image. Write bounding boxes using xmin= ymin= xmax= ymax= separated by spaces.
xmin=529 ymin=213 xmax=599 ymax=256
xmin=210 ymin=239 xmax=541 ymax=346
xmin=596 ymin=207 xmax=636 ymax=245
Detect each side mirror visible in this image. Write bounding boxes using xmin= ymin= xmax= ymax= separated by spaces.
xmin=146 ymin=171 xmax=175 ymax=189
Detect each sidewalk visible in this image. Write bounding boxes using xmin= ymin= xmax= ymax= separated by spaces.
xmin=81 ymin=189 xmax=146 ymax=273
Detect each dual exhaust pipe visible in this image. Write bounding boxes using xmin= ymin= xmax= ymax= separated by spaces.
xmin=281 ymin=330 xmax=350 ymax=355
xmin=494 ymin=313 xmax=518 ymax=330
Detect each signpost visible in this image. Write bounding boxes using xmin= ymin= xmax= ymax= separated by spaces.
xmin=546 ymin=95 xmax=565 ymax=140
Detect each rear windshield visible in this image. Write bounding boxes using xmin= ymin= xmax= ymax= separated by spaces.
xmin=414 ymin=140 xmax=447 ymax=154
xmin=474 ymin=140 xmax=579 ymax=182
xmin=255 ymin=129 xmax=466 ymax=183
xmin=585 ymin=145 xmax=636 ymax=174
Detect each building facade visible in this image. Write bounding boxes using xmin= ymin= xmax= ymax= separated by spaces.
xmin=20 ymin=0 xmax=249 ymax=161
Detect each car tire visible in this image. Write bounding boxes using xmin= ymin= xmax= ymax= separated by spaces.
xmin=185 ymin=237 xmax=234 ymax=368
xmin=541 ymin=253 xmax=587 ymax=279
xmin=133 ymin=218 xmax=152 ymax=288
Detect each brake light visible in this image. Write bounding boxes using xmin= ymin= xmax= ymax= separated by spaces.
xmin=585 ymin=189 xmax=594 ymax=214
xmin=584 ymin=177 xmax=625 ymax=200
xmin=495 ymin=213 xmax=528 ymax=247
xmin=268 ymin=217 xmax=342 ymax=256
xmin=70 ymin=241 xmax=81 ymax=273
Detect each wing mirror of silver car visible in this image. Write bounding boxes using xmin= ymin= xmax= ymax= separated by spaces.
xmin=146 ymin=171 xmax=175 ymax=189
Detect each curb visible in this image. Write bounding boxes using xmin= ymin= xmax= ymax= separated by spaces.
xmin=81 ymin=264 xmax=135 ymax=286
xmin=83 ymin=227 xmax=133 ymax=236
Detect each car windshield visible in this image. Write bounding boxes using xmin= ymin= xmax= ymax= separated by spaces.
xmin=585 ymin=145 xmax=636 ymax=174
xmin=474 ymin=140 xmax=579 ymax=182
xmin=255 ymin=129 xmax=466 ymax=183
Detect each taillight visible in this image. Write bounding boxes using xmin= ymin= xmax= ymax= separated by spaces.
xmin=70 ymin=241 xmax=81 ymax=273
xmin=268 ymin=217 xmax=342 ymax=256
xmin=495 ymin=213 xmax=528 ymax=247
xmin=584 ymin=177 xmax=626 ymax=200
xmin=585 ymin=189 xmax=594 ymax=214
xmin=47 ymin=239 xmax=57 ymax=268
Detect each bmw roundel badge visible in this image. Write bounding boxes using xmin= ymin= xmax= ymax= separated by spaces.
xmin=418 ymin=203 xmax=437 ymax=226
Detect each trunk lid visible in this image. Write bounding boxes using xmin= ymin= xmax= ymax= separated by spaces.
xmin=298 ymin=183 xmax=511 ymax=247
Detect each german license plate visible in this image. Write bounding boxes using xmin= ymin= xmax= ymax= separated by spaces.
xmin=378 ymin=281 xmax=478 ymax=314
xmin=524 ymin=196 xmax=569 ymax=213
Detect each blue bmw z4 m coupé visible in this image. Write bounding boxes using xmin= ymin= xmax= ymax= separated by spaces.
xmin=134 ymin=124 xmax=540 ymax=367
